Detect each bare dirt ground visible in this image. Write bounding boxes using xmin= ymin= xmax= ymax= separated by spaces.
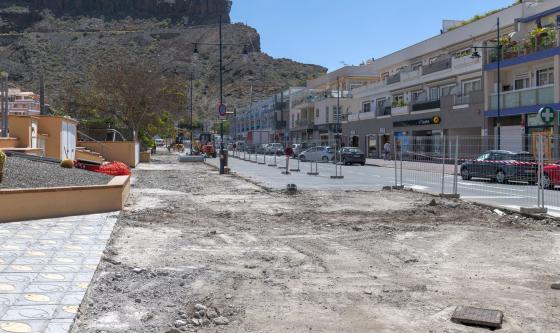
xmin=71 ymin=152 xmax=560 ymax=333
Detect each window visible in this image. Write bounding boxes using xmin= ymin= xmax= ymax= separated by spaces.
xmin=411 ymin=62 xmax=422 ymax=71
xmin=514 ymin=73 xmax=530 ymax=90
xmin=462 ymin=79 xmax=481 ymax=95
xmin=537 ymin=67 xmax=554 ymax=86
xmin=315 ymin=108 xmax=319 ymax=118
xmin=333 ymin=106 xmax=342 ymax=122
xmin=376 ymin=98 xmax=387 ymax=115
xmin=362 ymin=102 xmax=371 ymax=113
xmin=326 ymin=106 xmax=329 ymax=122
xmin=392 ymin=94 xmax=405 ymax=107
xmin=429 ymin=87 xmax=440 ymax=101
xmin=411 ymin=90 xmax=424 ymax=102
xmin=440 ymin=84 xmax=456 ymax=97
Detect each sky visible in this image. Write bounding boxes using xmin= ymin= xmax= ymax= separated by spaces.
xmin=230 ymin=0 xmax=515 ymax=72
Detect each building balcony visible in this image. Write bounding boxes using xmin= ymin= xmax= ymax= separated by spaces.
xmin=452 ymin=54 xmax=481 ymax=70
xmin=347 ymin=111 xmax=377 ymax=122
xmin=377 ymin=106 xmax=392 ymax=117
xmin=386 ymin=73 xmax=401 ymax=85
xmin=453 ymin=90 xmax=483 ymax=106
xmin=294 ymin=119 xmax=315 ymax=130
xmin=422 ymin=57 xmax=451 ymax=75
xmin=487 ymin=29 xmax=560 ymax=65
xmin=411 ymin=99 xmax=440 ymax=111
xmin=391 ymin=105 xmax=409 ymax=115
xmin=490 ymin=85 xmax=554 ymax=110
xmin=400 ymin=69 xmax=421 ymax=82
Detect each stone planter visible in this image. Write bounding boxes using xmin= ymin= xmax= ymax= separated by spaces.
xmin=140 ymin=151 xmax=151 ymax=163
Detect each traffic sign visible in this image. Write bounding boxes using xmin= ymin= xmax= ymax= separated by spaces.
xmin=218 ymin=104 xmax=227 ymax=117
xmin=539 ymin=106 xmax=555 ymax=124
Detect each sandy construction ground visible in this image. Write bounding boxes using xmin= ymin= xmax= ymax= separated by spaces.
xmin=71 ymin=153 xmax=560 ymax=333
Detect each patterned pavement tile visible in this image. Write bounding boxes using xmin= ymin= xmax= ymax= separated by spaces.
xmin=0 ymin=213 xmax=118 ymax=332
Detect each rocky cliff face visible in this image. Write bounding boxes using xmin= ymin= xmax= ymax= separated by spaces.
xmin=0 ymin=0 xmax=232 ymax=32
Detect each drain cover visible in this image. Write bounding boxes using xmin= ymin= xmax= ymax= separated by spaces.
xmin=451 ymin=306 xmax=503 ymax=329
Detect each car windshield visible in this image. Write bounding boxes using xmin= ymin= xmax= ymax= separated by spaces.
xmin=327 ymin=148 xmax=334 ymax=153
xmin=345 ymin=148 xmax=361 ymax=153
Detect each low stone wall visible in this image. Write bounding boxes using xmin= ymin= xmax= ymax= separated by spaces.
xmin=78 ymin=141 xmax=140 ymax=167
xmin=0 ymin=138 xmax=18 ymax=149
xmin=0 ymin=175 xmax=130 ymax=223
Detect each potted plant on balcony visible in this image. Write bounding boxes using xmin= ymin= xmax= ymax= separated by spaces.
xmin=0 ymin=150 xmax=6 ymax=183
xmin=529 ymin=27 xmax=556 ymax=51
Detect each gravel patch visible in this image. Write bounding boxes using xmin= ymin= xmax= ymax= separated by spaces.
xmin=0 ymin=156 xmax=113 ymax=189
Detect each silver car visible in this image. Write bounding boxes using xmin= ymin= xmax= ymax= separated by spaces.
xmin=266 ymin=143 xmax=284 ymax=155
xmin=299 ymin=146 xmax=334 ymax=162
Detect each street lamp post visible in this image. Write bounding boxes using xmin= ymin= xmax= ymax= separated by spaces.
xmin=472 ymin=17 xmax=501 ymax=149
xmin=189 ymin=72 xmax=194 ymax=156
xmin=193 ymin=15 xmax=249 ymax=174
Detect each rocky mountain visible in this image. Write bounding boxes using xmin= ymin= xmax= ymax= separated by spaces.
xmin=0 ymin=0 xmax=326 ymax=125
xmin=0 ymin=0 xmax=232 ymax=32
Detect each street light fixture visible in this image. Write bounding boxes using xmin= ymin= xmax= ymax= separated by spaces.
xmin=191 ymin=16 xmax=252 ymax=174
xmin=0 ymin=72 xmax=8 ymax=138
xmin=471 ymin=17 xmax=502 ymax=149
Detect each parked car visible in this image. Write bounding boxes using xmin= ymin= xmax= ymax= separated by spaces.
xmin=460 ymin=150 xmax=537 ymax=184
xmin=542 ymin=162 xmax=560 ymax=189
xmin=256 ymin=144 xmax=269 ymax=154
xmin=154 ymin=138 xmax=165 ymax=147
xmin=299 ymin=146 xmax=334 ymax=162
xmin=291 ymin=144 xmax=302 ymax=157
xmin=337 ymin=147 xmax=366 ymax=166
xmin=266 ymin=143 xmax=284 ymax=155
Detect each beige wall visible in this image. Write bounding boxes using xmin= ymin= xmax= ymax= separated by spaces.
xmin=0 ymin=176 xmax=130 ymax=223
xmin=8 ymin=116 xmax=35 ymax=148
xmin=37 ymin=116 xmax=79 ymax=160
xmin=78 ymin=141 xmax=139 ymax=167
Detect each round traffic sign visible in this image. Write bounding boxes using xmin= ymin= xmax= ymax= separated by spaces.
xmin=539 ymin=106 xmax=555 ymax=124
xmin=218 ymin=104 xmax=227 ymax=117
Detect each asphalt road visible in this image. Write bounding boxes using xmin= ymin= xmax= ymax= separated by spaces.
xmin=204 ymin=153 xmax=560 ymax=217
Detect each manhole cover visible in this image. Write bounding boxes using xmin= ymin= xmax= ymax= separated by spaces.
xmin=451 ymin=306 xmax=503 ymax=329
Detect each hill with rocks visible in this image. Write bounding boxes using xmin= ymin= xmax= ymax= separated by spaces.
xmin=0 ymin=0 xmax=326 ymax=125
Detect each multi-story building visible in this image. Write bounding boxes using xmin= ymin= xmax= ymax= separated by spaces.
xmin=7 ymin=88 xmax=41 ymax=116
xmin=289 ymin=66 xmax=377 ymax=145
xmin=235 ymin=87 xmax=303 ymax=145
xmin=482 ymin=0 xmax=560 ymax=157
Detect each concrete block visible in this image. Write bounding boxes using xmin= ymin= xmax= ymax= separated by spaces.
xmin=451 ymin=306 xmax=503 ymax=329
xmin=520 ymin=207 xmax=548 ymax=214
xmin=330 ymin=176 xmax=344 ymax=179
xmin=551 ymin=282 xmax=560 ymax=290
xmin=440 ymin=193 xmax=460 ymax=199
xmin=179 ymin=156 xmax=205 ymax=163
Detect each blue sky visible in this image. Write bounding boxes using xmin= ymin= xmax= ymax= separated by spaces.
xmin=231 ymin=0 xmax=514 ymax=71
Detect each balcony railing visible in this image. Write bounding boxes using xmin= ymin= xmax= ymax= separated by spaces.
xmin=488 ymin=30 xmax=559 ymax=64
xmin=490 ymin=85 xmax=554 ymax=110
xmin=422 ymin=57 xmax=451 ymax=75
xmin=401 ymin=69 xmax=421 ymax=82
xmin=377 ymin=106 xmax=391 ymax=116
xmin=386 ymin=73 xmax=401 ymax=85
xmin=452 ymin=55 xmax=481 ymax=70
xmin=412 ymin=99 xmax=441 ymax=111
xmin=295 ymin=119 xmax=315 ymax=129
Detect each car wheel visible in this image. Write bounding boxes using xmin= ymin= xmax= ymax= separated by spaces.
xmin=342 ymin=158 xmax=349 ymax=165
xmin=322 ymin=156 xmax=329 ymax=162
xmin=461 ymin=168 xmax=471 ymax=180
xmin=496 ymin=170 xmax=507 ymax=184
xmin=360 ymin=162 xmax=365 ymax=166
xmin=300 ymin=155 xmax=306 ymax=162
xmin=543 ymin=174 xmax=553 ymax=189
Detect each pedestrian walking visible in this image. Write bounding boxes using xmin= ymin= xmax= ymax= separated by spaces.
xmin=383 ymin=141 xmax=391 ymax=161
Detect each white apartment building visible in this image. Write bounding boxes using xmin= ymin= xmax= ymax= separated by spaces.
xmin=344 ymin=0 xmax=560 ymax=158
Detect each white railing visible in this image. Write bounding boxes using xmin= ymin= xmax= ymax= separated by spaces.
xmin=391 ymin=105 xmax=409 ymax=115
xmin=452 ymin=55 xmax=481 ymax=70
xmin=401 ymin=69 xmax=420 ymax=82
xmin=490 ymin=85 xmax=554 ymax=110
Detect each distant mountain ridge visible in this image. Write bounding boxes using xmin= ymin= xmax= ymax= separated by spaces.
xmin=0 ymin=0 xmax=232 ymax=32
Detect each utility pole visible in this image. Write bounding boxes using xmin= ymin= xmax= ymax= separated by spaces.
xmin=39 ymin=74 xmax=45 ymax=115
xmin=219 ymin=15 xmax=226 ymax=174
xmin=496 ymin=17 xmax=501 ymax=150
xmin=189 ymin=72 xmax=194 ymax=156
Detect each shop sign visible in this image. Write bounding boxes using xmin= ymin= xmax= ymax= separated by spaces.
xmin=393 ymin=116 xmax=442 ymax=128
xmin=538 ymin=106 xmax=555 ymax=124
xmin=527 ymin=113 xmax=547 ymax=127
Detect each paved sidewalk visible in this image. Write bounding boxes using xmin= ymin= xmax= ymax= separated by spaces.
xmin=366 ymin=158 xmax=459 ymax=175
xmin=0 ymin=213 xmax=117 ymax=333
